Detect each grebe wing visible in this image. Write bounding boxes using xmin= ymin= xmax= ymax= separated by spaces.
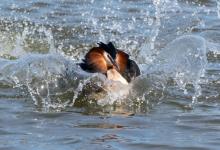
xmin=79 ymin=47 xmax=108 ymax=73
xmin=115 ymin=50 xmax=129 ymax=74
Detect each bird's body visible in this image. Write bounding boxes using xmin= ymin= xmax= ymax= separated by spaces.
xmin=79 ymin=42 xmax=140 ymax=84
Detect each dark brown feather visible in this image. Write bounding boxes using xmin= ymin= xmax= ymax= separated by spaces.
xmin=115 ymin=50 xmax=129 ymax=74
xmin=80 ymin=47 xmax=108 ymax=73
xmin=116 ymin=50 xmax=140 ymax=82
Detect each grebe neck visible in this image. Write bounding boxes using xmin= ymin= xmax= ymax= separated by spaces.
xmin=106 ymin=69 xmax=128 ymax=85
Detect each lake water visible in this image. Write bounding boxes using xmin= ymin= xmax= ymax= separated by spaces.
xmin=0 ymin=0 xmax=220 ymax=149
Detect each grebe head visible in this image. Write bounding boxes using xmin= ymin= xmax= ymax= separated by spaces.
xmin=103 ymin=51 xmax=120 ymax=71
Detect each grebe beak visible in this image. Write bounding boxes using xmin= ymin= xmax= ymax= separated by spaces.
xmin=107 ymin=54 xmax=120 ymax=72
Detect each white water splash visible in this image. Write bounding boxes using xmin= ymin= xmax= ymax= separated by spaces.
xmin=0 ymin=25 xmax=57 ymax=59
xmin=157 ymin=35 xmax=207 ymax=104
xmin=138 ymin=0 xmax=180 ymax=64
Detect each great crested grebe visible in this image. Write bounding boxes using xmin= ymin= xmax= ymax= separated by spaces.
xmin=79 ymin=42 xmax=140 ymax=84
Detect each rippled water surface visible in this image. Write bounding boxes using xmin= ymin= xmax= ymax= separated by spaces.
xmin=1 ymin=0 xmax=220 ymax=150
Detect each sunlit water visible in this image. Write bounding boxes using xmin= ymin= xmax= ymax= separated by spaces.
xmin=0 ymin=0 xmax=220 ymax=149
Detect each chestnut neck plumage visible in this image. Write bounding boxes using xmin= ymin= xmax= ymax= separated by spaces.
xmin=106 ymin=68 xmax=128 ymax=85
